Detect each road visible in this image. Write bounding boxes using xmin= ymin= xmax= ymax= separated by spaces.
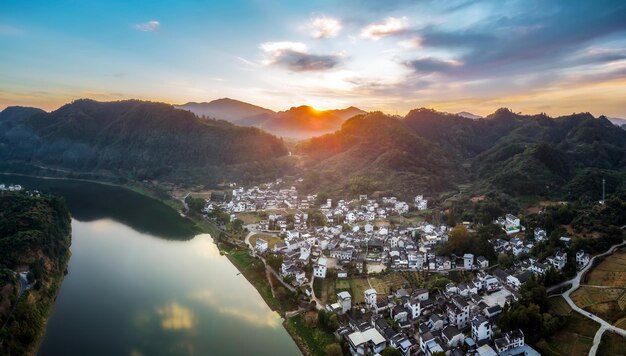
xmin=547 ymin=240 xmax=626 ymax=355
xmin=244 ymin=229 xmax=296 ymax=293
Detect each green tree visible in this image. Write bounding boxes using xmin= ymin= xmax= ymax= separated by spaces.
xmin=381 ymin=347 xmax=402 ymax=356
xmin=325 ymin=343 xmax=342 ymax=356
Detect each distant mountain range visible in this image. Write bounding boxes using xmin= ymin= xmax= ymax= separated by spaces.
xmin=608 ymin=117 xmax=626 ymax=127
xmin=456 ymin=111 xmax=483 ymax=120
xmin=0 ymin=99 xmax=290 ymax=186
xmin=177 ymin=98 xmax=366 ymax=139
xmin=296 ymin=108 xmax=626 ymax=201
xmin=1 ymin=99 xmax=624 ymax=202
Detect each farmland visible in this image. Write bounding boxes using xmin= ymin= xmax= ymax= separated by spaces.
xmin=585 ymin=248 xmax=626 ymax=287
xmin=535 ymin=296 xmax=599 ymax=356
xmin=598 ymin=331 xmax=626 ymax=356
xmin=571 ymin=287 xmax=626 ymax=324
xmin=574 ymin=248 xmax=626 ymax=326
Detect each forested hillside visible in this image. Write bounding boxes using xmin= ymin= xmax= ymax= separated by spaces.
xmin=0 ymin=99 xmax=291 ymax=186
xmin=297 ymin=108 xmax=626 ymax=201
xmin=0 ymin=193 xmax=71 ymax=355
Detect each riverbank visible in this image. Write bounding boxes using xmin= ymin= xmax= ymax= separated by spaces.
xmin=0 ymin=170 xmax=310 ymax=355
xmin=0 ymin=193 xmax=72 ymax=355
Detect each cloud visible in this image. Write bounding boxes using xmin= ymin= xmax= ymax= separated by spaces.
xmin=361 ymin=16 xmax=408 ymax=40
xmin=155 ymin=302 xmax=195 ymax=330
xmin=398 ymin=37 xmax=423 ymax=49
xmin=133 ymin=20 xmax=160 ymax=32
xmin=310 ymin=15 xmax=342 ymax=38
xmin=404 ymin=57 xmax=462 ymax=74
xmin=260 ymin=41 xmax=343 ymax=71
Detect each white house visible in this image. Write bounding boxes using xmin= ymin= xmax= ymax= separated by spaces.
xmin=347 ymin=328 xmax=387 ymax=356
xmin=534 ymin=228 xmax=547 ymax=241
xmin=313 ymin=257 xmax=328 ymax=278
xmin=404 ymin=298 xmax=421 ymax=319
xmin=414 ymin=195 xmax=428 ymax=210
xmin=477 ymin=256 xmax=489 ymax=268
xmin=548 ymin=251 xmax=567 ymax=270
xmin=364 ymin=223 xmax=374 ymax=234
xmin=504 ymin=214 xmax=520 ymax=234
xmin=494 ymin=329 xmax=524 ymax=353
xmin=337 ymin=291 xmax=352 ymax=314
xmin=471 ymin=315 xmax=492 ymax=342
xmin=463 ymin=254 xmax=474 ymax=269
xmin=576 ymin=250 xmax=590 ymax=268
xmin=364 ymin=288 xmax=377 ymax=308
xmin=255 ymin=238 xmax=268 ymax=253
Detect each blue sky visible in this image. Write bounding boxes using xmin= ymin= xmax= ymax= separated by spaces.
xmin=1 ymin=0 xmax=626 ymax=117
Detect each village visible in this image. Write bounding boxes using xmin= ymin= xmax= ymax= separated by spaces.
xmin=203 ymin=180 xmax=594 ymax=356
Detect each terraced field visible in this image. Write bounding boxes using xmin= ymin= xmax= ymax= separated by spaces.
xmin=574 ymin=248 xmax=626 ymax=327
xmin=598 ymin=331 xmax=626 ymax=355
xmin=536 ymin=296 xmax=599 ymax=356
xmin=586 ymin=249 xmax=626 ymax=287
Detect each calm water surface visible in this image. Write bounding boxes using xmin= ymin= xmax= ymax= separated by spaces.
xmin=1 ymin=174 xmax=300 ymax=356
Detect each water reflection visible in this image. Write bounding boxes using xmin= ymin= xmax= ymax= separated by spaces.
xmin=0 ymin=174 xmax=198 ymax=240
xmin=156 ymin=302 xmax=196 ymax=330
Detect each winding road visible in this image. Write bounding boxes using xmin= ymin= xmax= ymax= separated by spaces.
xmin=547 ymin=240 xmax=626 ymax=355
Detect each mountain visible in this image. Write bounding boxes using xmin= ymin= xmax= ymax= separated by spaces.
xmin=251 ymin=105 xmax=367 ymax=139
xmin=296 ymin=108 xmax=626 ymax=201
xmin=608 ymin=117 xmax=626 ymax=127
xmin=176 ymin=98 xmax=275 ymax=123
xmin=178 ymin=98 xmax=366 ymax=139
xmin=456 ymin=111 xmax=482 ymax=120
xmin=0 ymin=99 xmax=290 ymax=186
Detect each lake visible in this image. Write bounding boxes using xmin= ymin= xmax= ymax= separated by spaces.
xmin=0 ymin=174 xmax=300 ymax=356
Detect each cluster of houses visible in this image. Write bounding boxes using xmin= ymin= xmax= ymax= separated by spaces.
xmin=495 ymin=214 xmax=522 ymax=235
xmin=331 ymin=274 xmax=539 ymax=356
xmin=0 ymin=184 xmax=23 ymax=192
xmin=264 ymin=219 xmax=491 ymax=288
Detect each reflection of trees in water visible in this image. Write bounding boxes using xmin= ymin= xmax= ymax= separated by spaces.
xmin=2 ymin=175 xmax=197 ymax=240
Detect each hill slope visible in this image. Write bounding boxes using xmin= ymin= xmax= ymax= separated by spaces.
xmin=296 ymin=108 xmax=626 ymax=201
xmin=176 ymin=98 xmax=275 ymax=123
xmin=0 ymin=99 xmax=290 ymax=186
xmin=178 ymin=98 xmax=366 ymax=138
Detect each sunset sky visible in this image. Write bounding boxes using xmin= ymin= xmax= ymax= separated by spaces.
xmin=1 ymin=0 xmax=626 ymax=117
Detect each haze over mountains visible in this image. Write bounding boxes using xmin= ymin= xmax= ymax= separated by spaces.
xmin=1 ymin=98 xmax=625 ymax=201
xmin=0 ymin=99 xmax=290 ymax=186
xmin=177 ymin=98 xmax=366 ymax=139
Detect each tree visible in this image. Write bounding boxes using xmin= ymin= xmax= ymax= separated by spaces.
xmin=304 ymin=311 xmax=319 ymax=327
xmin=498 ymin=253 xmax=513 ymax=268
xmin=185 ymin=196 xmax=206 ymax=214
xmin=381 ymin=347 xmax=402 ymax=356
xmin=325 ymin=343 xmax=342 ymax=356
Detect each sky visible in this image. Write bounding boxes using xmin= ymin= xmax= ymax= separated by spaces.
xmin=1 ymin=0 xmax=626 ymax=117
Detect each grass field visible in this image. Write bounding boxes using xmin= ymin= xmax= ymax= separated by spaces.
xmin=249 ymin=233 xmax=284 ymax=249
xmin=321 ymin=273 xmax=410 ymax=305
xmin=536 ymin=296 xmax=599 ymax=356
xmin=586 ymin=249 xmax=626 ymax=287
xmin=548 ymin=296 xmax=572 ymax=316
xmin=234 ymin=212 xmax=262 ymax=225
xmin=285 ymin=313 xmax=336 ymax=356
xmin=598 ymin=331 xmax=626 ymax=356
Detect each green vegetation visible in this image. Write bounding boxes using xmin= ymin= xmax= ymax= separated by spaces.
xmin=0 ymin=192 xmax=71 ymax=356
xmin=535 ymin=297 xmax=599 ymax=356
xmin=598 ymin=331 xmax=626 ymax=356
xmin=296 ymin=108 xmax=626 ymax=202
xmin=285 ymin=313 xmax=337 ymax=356
xmin=224 ymin=247 xmax=296 ymax=314
xmin=0 ymin=100 xmax=291 ymax=188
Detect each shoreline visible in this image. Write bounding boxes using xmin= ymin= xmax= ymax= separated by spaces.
xmin=0 ymin=171 xmax=308 ymax=355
